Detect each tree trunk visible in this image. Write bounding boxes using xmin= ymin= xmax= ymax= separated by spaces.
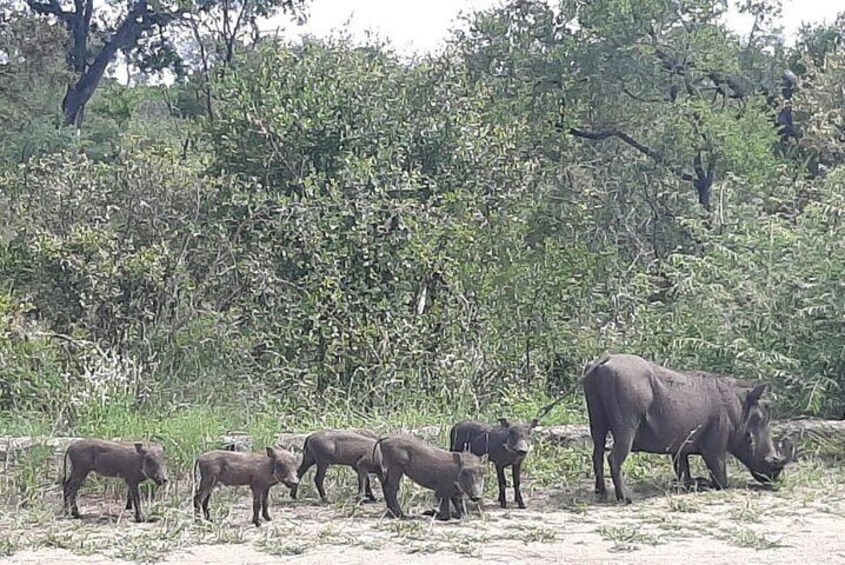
xmin=62 ymin=1 xmax=174 ymax=125
xmin=27 ymin=0 xmax=180 ymax=127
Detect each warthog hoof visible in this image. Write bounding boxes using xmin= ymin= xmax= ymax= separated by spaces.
xmin=689 ymin=477 xmax=713 ymax=490
xmin=673 ymin=477 xmax=712 ymax=491
xmin=423 ymin=509 xmax=457 ymax=520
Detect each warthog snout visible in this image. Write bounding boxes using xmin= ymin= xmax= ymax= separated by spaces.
xmin=272 ymin=468 xmax=299 ymax=488
xmin=750 ymin=452 xmax=788 ymax=484
xmin=280 ymin=477 xmax=299 ymax=489
xmin=466 ymin=483 xmax=484 ymax=501
xmin=750 ymin=467 xmax=782 ymax=483
xmin=268 ymin=446 xmax=300 ymax=490
xmin=764 ymin=454 xmax=787 ymax=467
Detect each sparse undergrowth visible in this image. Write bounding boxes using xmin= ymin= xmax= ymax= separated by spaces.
xmin=1 ymin=424 xmax=845 ymax=563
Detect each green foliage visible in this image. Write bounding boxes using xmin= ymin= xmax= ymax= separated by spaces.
xmin=0 ymin=0 xmax=844 ymax=425
xmin=0 ymin=13 xmax=71 ymax=168
xmin=0 ymin=294 xmax=67 ymax=412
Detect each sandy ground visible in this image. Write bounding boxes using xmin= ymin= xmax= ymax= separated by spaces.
xmin=3 ymin=463 xmax=845 ymax=565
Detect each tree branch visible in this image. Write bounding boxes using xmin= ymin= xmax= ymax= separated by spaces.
xmin=569 ymin=127 xmax=666 ymax=164
xmin=622 ymin=86 xmax=664 ymax=104
xmin=226 ymin=0 xmax=250 ymax=64
xmin=25 ymin=0 xmax=72 ymax=22
xmin=569 ymin=126 xmax=714 ymax=209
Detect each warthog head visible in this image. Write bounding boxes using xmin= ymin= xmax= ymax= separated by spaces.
xmin=499 ymin=418 xmax=539 ymax=456
xmin=738 ymin=384 xmax=793 ymax=483
xmin=137 ymin=443 xmax=169 ymax=486
xmin=267 ymin=447 xmax=299 ymax=489
xmin=453 ymin=452 xmax=487 ymax=501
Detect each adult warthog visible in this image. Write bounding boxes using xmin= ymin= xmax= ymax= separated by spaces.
xmin=584 ymin=354 xmax=793 ymax=503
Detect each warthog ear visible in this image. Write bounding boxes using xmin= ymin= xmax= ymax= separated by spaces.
xmin=529 ymin=418 xmax=539 ymax=429
xmin=480 ymin=454 xmax=489 ymax=464
xmin=498 ymin=417 xmax=510 ymax=428
xmin=746 ymin=384 xmax=769 ymax=406
xmin=134 ymin=443 xmax=146 ymax=454
xmin=452 ymin=452 xmax=462 ymax=466
xmin=265 ymin=447 xmax=277 ymax=459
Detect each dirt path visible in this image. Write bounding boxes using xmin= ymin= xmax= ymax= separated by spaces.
xmin=4 ymin=464 xmax=845 ymax=565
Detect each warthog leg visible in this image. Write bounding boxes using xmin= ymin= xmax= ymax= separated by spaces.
xmin=451 ymin=496 xmax=467 ymax=518
xmin=513 ymin=462 xmax=525 ymax=509
xmin=261 ymin=487 xmax=272 ymax=521
xmin=291 ymin=451 xmax=316 ymax=500
xmin=250 ymin=487 xmax=263 ymax=527
xmin=436 ymin=496 xmax=452 ymax=521
xmin=608 ymin=428 xmax=635 ymax=504
xmin=193 ymin=475 xmax=215 ymax=522
xmin=356 ymin=466 xmax=378 ymax=502
xmin=383 ymin=472 xmax=405 ymax=519
xmin=672 ymin=453 xmax=691 ymax=484
xmin=702 ymin=452 xmax=727 ymax=489
xmin=495 ymin=465 xmax=508 ymax=508
xmin=587 ymin=413 xmax=609 ymax=499
xmin=63 ymin=473 xmax=88 ymax=519
xmin=127 ymin=482 xmax=144 ymax=522
xmin=314 ymin=463 xmax=329 ymax=502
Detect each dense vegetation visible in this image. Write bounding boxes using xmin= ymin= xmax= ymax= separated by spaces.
xmin=1 ymin=0 xmax=844 ymax=434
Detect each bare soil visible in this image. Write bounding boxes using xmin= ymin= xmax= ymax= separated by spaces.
xmin=2 ymin=457 xmax=845 ymax=564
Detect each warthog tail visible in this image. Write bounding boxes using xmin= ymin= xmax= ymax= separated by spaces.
xmin=192 ymin=458 xmax=200 ymax=496
xmin=448 ymin=426 xmax=457 ymax=452
xmin=583 ymin=354 xmax=611 ymax=378
xmin=534 ymin=354 xmax=612 ymax=424
xmin=372 ymin=438 xmax=386 ymax=481
xmin=61 ymin=447 xmax=70 ymax=486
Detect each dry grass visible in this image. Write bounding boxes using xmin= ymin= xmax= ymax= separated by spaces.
xmin=2 ymin=437 xmax=845 ymax=562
